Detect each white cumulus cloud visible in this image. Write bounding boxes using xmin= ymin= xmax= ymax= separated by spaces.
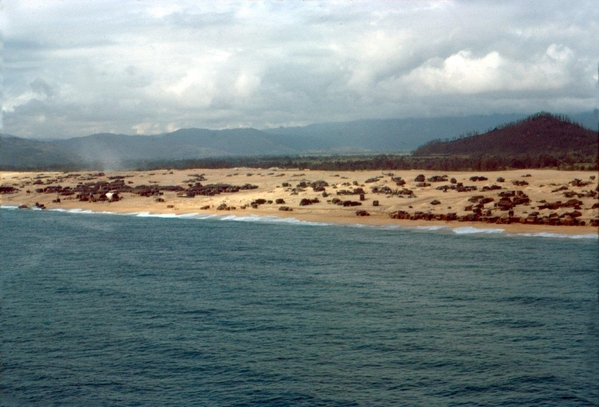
xmin=2 ymin=0 xmax=598 ymax=138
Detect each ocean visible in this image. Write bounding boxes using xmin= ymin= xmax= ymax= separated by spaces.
xmin=1 ymin=207 xmax=598 ymax=406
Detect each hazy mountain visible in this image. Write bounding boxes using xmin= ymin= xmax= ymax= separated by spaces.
xmin=42 ymin=129 xmax=298 ymax=168
xmin=262 ymin=113 xmax=535 ymax=152
xmin=1 ymin=111 xmax=596 ymax=170
xmin=262 ymin=111 xmax=598 ymax=152
xmin=570 ymin=111 xmax=598 ymax=131
xmin=162 ymin=128 xmax=297 ymax=156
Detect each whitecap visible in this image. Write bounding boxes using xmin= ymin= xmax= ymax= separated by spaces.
xmin=177 ymin=213 xmax=205 ymax=219
xmin=63 ymin=208 xmax=94 ymax=214
xmin=415 ymin=225 xmax=447 ymax=231
xmin=379 ymin=225 xmax=404 ymax=230
xmin=514 ymin=232 xmax=598 ymax=240
xmin=217 ymin=214 xmax=330 ymax=227
xmin=48 ymin=208 xmax=96 ymax=215
xmin=349 ymin=223 xmax=368 ymax=228
xmin=452 ymin=226 xmax=505 ymax=235
xmin=135 ymin=212 xmax=183 ymax=219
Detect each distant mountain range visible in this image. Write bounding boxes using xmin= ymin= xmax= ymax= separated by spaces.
xmin=1 ymin=111 xmax=596 ymax=170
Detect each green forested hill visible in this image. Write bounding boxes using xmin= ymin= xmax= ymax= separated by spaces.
xmin=0 ymin=135 xmax=81 ymax=169
xmin=413 ymin=113 xmax=597 ymax=158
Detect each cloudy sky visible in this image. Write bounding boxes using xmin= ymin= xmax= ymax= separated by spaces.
xmin=2 ymin=0 xmax=598 ymax=138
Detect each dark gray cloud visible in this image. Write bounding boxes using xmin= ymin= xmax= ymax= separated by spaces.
xmin=30 ymin=78 xmax=55 ymax=97
xmin=3 ymin=0 xmax=598 ymax=138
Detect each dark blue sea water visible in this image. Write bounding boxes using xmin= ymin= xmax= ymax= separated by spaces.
xmin=1 ymin=207 xmax=598 ymax=406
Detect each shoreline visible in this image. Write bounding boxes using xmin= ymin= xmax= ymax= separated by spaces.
xmin=2 ymin=203 xmax=597 ymax=239
xmin=2 ymin=168 xmax=597 ymax=237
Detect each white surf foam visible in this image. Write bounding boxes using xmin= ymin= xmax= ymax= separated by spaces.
xmin=135 ymin=212 xmax=181 ymax=218
xmin=177 ymin=213 xmax=209 ymax=219
xmin=379 ymin=225 xmax=404 ymax=231
xmin=514 ymin=232 xmax=598 ymax=240
xmin=53 ymin=208 xmax=95 ymax=214
xmin=48 ymin=208 xmax=121 ymax=216
xmin=131 ymin=212 xmax=218 ymax=220
xmin=348 ymin=223 xmax=368 ymax=228
xmin=217 ymin=214 xmax=330 ymax=227
xmin=51 ymin=208 xmax=88 ymax=213
xmin=415 ymin=225 xmax=447 ymax=231
xmin=452 ymin=226 xmax=505 ymax=235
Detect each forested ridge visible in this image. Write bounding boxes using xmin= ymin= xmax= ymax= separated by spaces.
xmin=413 ymin=112 xmax=597 ymax=163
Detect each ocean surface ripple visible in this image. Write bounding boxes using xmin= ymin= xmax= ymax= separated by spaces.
xmin=2 ymin=209 xmax=598 ymax=406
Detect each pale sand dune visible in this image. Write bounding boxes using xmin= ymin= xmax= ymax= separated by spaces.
xmin=2 ymin=168 xmax=598 ymax=235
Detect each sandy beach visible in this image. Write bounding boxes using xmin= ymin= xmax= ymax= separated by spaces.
xmin=2 ymin=168 xmax=598 ymax=235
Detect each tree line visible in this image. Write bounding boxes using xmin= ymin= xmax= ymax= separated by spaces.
xmin=2 ymin=151 xmax=596 ymax=173
xmin=130 ymin=152 xmax=597 ymax=172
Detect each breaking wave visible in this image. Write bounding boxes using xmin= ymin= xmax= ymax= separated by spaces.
xmin=452 ymin=226 xmax=505 ymax=235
